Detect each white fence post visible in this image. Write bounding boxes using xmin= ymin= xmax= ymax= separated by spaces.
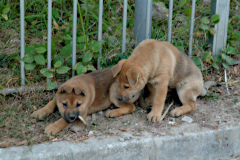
xmin=72 ymin=0 xmax=77 ymax=76
xmin=209 ymin=0 xmax=230 ymax=56
xmin=47 ymin=0 xmax=52 ymax=82
xmin=134 ymin=0 xmax=152 ymax=45
xmin=97 ymin=0 xmax=103 ymax=70
xmin=20 ymin=0 xmax=25 ymax=86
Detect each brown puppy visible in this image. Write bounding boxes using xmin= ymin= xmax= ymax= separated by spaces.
xmin=112 ymin=39 xmax=213 ymax=122
xmin=31 ymin=68 xmax=140 ymax=135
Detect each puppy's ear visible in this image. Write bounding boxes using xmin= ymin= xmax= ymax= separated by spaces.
xmin=58 ymin=84 xmax=73 ymax=94
xmin=73 ymin=87 xmax=85 ymax=96
xmin=126 ymin=67 xmax=140 ymax=87
xmin=112 ymin=59 xmax=126 ymax=77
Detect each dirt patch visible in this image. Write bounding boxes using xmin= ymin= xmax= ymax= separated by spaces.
xmin=0 ymin=73 xmax=239 ymax=148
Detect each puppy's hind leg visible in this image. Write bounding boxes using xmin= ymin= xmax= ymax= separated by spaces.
xmin=31 ymin=97 xmax=57 ymax=119
xmin=170 ymin=81 xmax=202 ymax=117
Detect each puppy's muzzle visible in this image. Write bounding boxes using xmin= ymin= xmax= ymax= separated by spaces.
xmin=64 ymin=110 xmax=80 ymax=123
xmin=117 ymin=96 xmax=123 ymax=101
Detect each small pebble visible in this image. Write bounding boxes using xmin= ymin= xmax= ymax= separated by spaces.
xmin=88 ymin=131 xmax=94 ymax=136
xmin=181 ymin=116 xmax=193 ymax=123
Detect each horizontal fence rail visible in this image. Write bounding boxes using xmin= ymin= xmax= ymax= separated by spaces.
xmin=0 ymin=0 xmax=231 ymax=95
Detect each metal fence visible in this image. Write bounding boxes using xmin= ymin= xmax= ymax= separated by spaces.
xmin=0 ymin=0 xmax=230 ymax=95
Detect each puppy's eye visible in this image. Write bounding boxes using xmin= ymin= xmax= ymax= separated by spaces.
xmin=62 ymin=102 xmax=67 ymax=108
xmin=76 ymin=103 xmax=81 ymax=108
xmin=124 ymin=85 xmax=129 ymax=89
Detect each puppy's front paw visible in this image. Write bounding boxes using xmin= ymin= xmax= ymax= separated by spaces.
xmin=31 ymin=110 xmax=46 ymax=119
xmin=105 ymin=109 xmax=122 ymax=117
xmin=44 ymin=123 xmax=61 ymax=135
xmin=170 ymin=107 xmax=185 ymax=117
xmin=70 ymin=121 xmax=86 ymax=132
xmin=147 ymin=111 xmax=162 ymax=122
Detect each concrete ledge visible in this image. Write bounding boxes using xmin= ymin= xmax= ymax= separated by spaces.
xmin=1 ymin=126 xmax=240 ymax=160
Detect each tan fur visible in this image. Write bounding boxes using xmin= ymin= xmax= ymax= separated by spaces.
xmin=112 ymin=39 xmax=205 ymax=122
xmin=31 ymin=68 xmax=140 ymax=135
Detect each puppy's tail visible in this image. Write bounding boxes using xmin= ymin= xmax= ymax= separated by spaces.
xmin=200 ymin=81 xmax=221 ymax=96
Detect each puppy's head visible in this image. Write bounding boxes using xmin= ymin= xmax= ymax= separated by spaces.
xmin=112 ymin=59 xmax=145 ymax=101
xmin=56 ymin=83 xmax=89 ymax=123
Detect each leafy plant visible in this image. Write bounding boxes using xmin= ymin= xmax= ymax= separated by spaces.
xmin=196 ymin=14 xmax=220 ymax=38
xmin=40 ymin=60 xmax=71 ymax=90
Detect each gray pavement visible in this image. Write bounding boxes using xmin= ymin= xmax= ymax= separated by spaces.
xmin=1 ymin=126 xmax=240 ymax=160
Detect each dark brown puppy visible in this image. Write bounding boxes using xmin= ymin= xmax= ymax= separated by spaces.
xmin=112 ymin=39 xmax=216 ymax=122
xmin=31 ymin=68 xmax=140 ymax=135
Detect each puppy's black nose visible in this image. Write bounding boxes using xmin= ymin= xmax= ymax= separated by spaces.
xmin=69 ymin=114 xmax=76 ymax=121
xmin=117 ymin=97 xmax=123 ymax=101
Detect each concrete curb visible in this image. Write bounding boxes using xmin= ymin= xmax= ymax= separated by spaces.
xmin=1 ymin=126 xmax=240 ymax=160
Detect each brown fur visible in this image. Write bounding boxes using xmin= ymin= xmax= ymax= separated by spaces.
xmin=31 ymin=68 xmax=140 ymax=135
xmin=112 ymin=39 xmax=206 ymax=122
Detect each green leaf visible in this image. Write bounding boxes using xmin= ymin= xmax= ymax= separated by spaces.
xmin=221 ymin=53 xmax=228 ymax=60
xmin=178 ymin=0 xmax=188 ymax=8
xmin=232 ymin=31 xmax=240 ymax=41
xmin=51 ymin=40 xmax=56 ymax=56
xmin=82 ymin=50 xmax=92 ymax=62
xmin=200 ymin=17 xmax=210 ymax=24
xmin=192 ymin=57 xmax=202 ymax=71
xmin=56 ymin=66 xmax=71 ymax=74
xmin=77 ymin=35 xmax=87 ymax=43
xmin=22 ymin=54 xmax=34 ymax=63
xmin=212 ymin=62 xmax=219 ymax=70
xmin=87 ymin=65 xmax=96 ymax=71
xmin=211 ymin=14 xmax=220 ymax=24
xmin=2 ymin=4 xmax=10 ymax=14
xmin=40 ymin=68 xmax=55 ymax=78
xmin=226 ymin=46 xmax=238 ymax=55
xmin=46 ymin=82 xmax=57 ymax=90
xmin=184 ymin=7 xmax=191 ymax=17
xmin=208 ymin=27 xmax=216 ymax=35
xmin=93 ymin=52 xmax=100 ymax=58
xmin=92 ymin=41 xmax=102 ymax=52
xmin=214 ymin=55 xmax=222 ymax=63
xmin=199 ymin=24 xmax=209 ymax=30
xmin=1 ymin=14 xmax=8 ymax=21
xmin=36 ymin=47 xmax=47 ymax=54
xmin=222 ymin=62 xmax=228 ymax=69
xmin=201 ymin=51 xmax=212 ymax=63
xmin=77 ymin=43 xmax=85 ymax=50
xmin=74 ymin=63 xmax=84 ymax=75
xmin=53 ymin=55 xmax=64 ymax=64
xmin=34 ymin=54 xmax=46 ymax=65
xmin=176 ymin=46 xmax=184 ymax=51
xmin=25 ymin=63 xmax=36 ymax=70
xmin=54 ymin=60 xmax=63 ymax=68
xmin=225 ymin=56 xmax=234 ymax=65
xmin=60 ymin=42 xmax=72 ymax=58
xmin=73 ymin=62 xmax=83 ymax=70
xmin=25 ymin=45 xmax=35 ymax=55
xmin=81 ymin=66 xmax=87 ymax=74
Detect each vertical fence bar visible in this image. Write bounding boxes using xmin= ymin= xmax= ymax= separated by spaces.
xmin=210 ymin=0 xmax=230 ymax=56
xmin=20 ymin=0 xmax=25 ymax=86
xmin=145 ymin=0 xmax=152 ymax=39
xmin=134 ymin=0 xmax=152 ymax=45
xmin=188 ymin=0 xmax=196 ymax=56
xmin=121 ymin=0 xmax=128 ymax=54
xmin=72 ymin=0 xmax=77 ymax=76
xmin=97 ymin=0 xmax=103 ymax=70
xmin=47 ymin=0 xmax=52 ymax=82
xmin=167 ymin=0 xmax=173 ymax=43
